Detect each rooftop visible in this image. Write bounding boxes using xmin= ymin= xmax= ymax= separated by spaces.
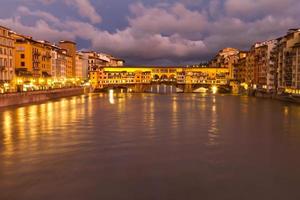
xmin=59 ymin=40 xmax=77 ymax=45
xmin=0 ymin=25 xmax=10 ymax=30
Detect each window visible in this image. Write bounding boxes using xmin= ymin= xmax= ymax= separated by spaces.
xmin=21 ymin=54 xmax=25 ymax=59
xmin=21 ymin=62 xmax=25 ymax=67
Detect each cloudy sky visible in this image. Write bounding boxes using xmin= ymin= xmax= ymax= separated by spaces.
xmin=0 ymin=0 xmax=299 ymax=65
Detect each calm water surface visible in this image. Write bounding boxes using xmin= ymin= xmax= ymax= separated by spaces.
xmin=1 ymin=93 xmax=300 ymax=200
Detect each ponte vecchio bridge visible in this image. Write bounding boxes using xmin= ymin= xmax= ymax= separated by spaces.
xmin=89 ymin=66 xmax=231 ymax=93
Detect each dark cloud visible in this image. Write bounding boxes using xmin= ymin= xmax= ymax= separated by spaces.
xmin=0 ymin=0 xmax=299 ymax=65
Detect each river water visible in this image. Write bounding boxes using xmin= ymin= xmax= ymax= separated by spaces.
xmin=1 ymin=93 xmax=300 ymax=200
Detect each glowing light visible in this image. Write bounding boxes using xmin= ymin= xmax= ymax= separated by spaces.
xmin=17 ymin=79 xmax=23 ymax=85
xmin=3 ymin=83 xmax=9 ymax=88
xmin=241 ymin=83 xmax=248 ymax=90
xmin=109 ymin=89 xmax=115 ymax=104
xmin=284 ymin=106 xmax=289 ymax=116
xmin=211 ymin=86 xmax=218 ymax=94
xmin=194 ymin=87 xmax=207 ymax=93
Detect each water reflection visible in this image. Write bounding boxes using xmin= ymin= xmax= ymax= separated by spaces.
xmin=2 ymin=111 xmax=13 ymax=157
xmin=171 ymin=96 xmax=179 ymax=129
xmin=208 ymin=96 xmax=219 ymax=146
xmin=109 ymin=89 xmax=115 ymax=104
xmin=1 ymin=94 xmax=300 ymax=200
xmin=0 ymin=95 xmax=94 ymax=160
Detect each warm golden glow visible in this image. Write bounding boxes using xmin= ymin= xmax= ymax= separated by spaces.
xmin=109 ymin=89 xmax=115 ymax=104
xmin=211 ymin=86 xmax=218 ymax=94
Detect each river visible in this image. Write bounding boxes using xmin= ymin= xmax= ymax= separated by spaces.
xmin=1 ymin=93 xmax=300 ymax=200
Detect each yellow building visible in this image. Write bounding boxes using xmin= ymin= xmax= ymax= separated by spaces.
xmin=14 ymin=35 xmax=52 ymax=76
xmin=89 ymin=66 xmax=229 ymax=89
xmin=13 ymin=34 xmax=52 ymax=90
xmin=59 ymin=41 xmax=76 ymax=77
xmin=184 ymin=67 xmax=229 ymax=85
xmin=65 ymin=54 xmax=73 ymax=78
xmin=0 ymin=25 xmax=15 ymax=93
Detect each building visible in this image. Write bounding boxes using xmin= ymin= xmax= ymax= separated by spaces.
xmin=89 ymin=67 xmax=152 ymax=89
xmin=253 ymin=40 xmax=277 ymax=92
xmin=51 ymin=46 xmax=59 ymax=79
xmin=210 ymin=48 xmax=240 ymax=80
xmin=291 ymin=43 xmax=300 ymax=93
xmin=274 ymin=29 xmax=300 ymax=94
xmin=57 ymin=49 xmax=69 ymax=84
xmin=0 ymin=26 xmax=15 ymax=93
xmin=89 ymin=66 xmax=229 ymax=90
xmin=97 ymin=53 xmax=125 ymax=67
xmin=65 ymin=53 xmax=72 ymax=79
xmin=81 ymin=51 xmax=107 ymax=72
xmin=13 ymin=34 xmax=52 ymax=91
xmin=1 ymin=24 xmax=129 ymax=93
xmin=13 ymin=34 xmax=52 ymax=78
xmin=59 ymin=41 xmax=77 ymax=77
xmin=107 ymin=55 xmax=125 ymax=67
xmin=80 ymin=51 xmax=125 ymax=72
xmin=76 ymin=52 xmax=89 ymax=81
xmin=245 ymin=46 xmax=257 ymax=87
xmin=235 ymin=51 xmax=248 ymax=83
xmin=50 ymin=46 xmax=69 ymax=87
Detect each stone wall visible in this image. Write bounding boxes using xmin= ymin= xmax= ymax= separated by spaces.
xmin=0 ymin=88 xmax=85 ymax=108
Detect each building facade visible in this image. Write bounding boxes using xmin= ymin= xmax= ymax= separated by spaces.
xmin=210 ymin=48 xmax=240 ymax=80
xmin=0 ymin=26 xmax=15 ymax=93
xmin=253 ymin=40 xmax=277 ymax=91
xmin=235 ymin=51 xmax=248 ymax=83
xmin=59 ymin=41 xmax=77 ymax=77
xmin=291 ymin=43 xmax=300 ymax=93
xmin=275 ymin=29 xmax=300 ymax=94
xmin=13 ymin=34 xmax=52 ymax=91
xmin=75 ymin=52 xmax=89 ymax=81
xmin=89 ymin=66 xmax=229 ymax=90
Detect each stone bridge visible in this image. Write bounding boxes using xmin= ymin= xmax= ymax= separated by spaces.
xmin=95 ymin=82 xmax=231 ymax=93
xmin=91 ymin=66 xmax=231 ymax=93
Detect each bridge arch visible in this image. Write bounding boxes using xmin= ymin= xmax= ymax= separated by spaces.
xmin=160 ymin=74 xmax=168 ymax=81
xmin=169 ymin=74 xmax=176 ymax=82
xmin=153 ymin=74 xmax=160 ymax=81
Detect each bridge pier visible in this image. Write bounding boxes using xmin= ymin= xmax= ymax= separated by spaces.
xmin=133 ymin=84 xmax=147 ymax=93
xmin=184 ymin=84 xmax=193 ymax=93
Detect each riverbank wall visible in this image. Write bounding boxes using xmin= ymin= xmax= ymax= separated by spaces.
xmin=0 ymin=87 xmax=86 ymax=108
xmin=250 ymin=90 xmax=300 ymax=104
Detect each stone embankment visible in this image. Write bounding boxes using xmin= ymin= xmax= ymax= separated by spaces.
xmin=0 ymin=87 xmax=86 ymax=108
xmin=251 ymin=90 xmax=300 ymax=104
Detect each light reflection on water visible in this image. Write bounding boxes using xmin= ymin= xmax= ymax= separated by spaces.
xmin=1 ymin=94 xmax=300 ymax=200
